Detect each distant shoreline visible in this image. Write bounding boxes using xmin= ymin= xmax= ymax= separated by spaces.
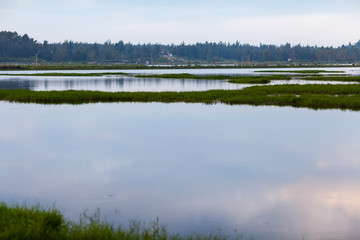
xmin=0 ymin=63 xmax=359 ymax=71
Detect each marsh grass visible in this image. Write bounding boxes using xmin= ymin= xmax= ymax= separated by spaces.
xmin=0 ymin=202 xmax=66 ymax=240
xmin=255 ymin=70 xmax=345 ymax=74
xmin=0 ymin=203 xmax=244 ymax=240
xmin=135 ymin=74 xmax=291 ymax=84
xmin=303 ymin=76 xmax=360 ymax=82
xmin=1 ymin=84 xmax=360 ymax=110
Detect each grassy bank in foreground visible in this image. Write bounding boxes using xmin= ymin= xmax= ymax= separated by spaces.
xmin=135 ymin=74 xmax=291 ymax=84
xmin=0 ymin=203 xmax=240 ymax=240
xmin=1 ymin=85 xmax=360 ymax=110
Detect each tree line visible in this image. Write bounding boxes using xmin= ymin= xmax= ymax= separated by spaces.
xmin=1 ymin=31 xmax=359 ymax=63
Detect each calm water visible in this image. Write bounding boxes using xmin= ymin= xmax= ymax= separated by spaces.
xmin=0 ymin=67 xmax=359 ymax=92
xmin=1 ymin=102 xmax=360 ymax=240
xmin=0 ymin=76 xmax=245 ymax=92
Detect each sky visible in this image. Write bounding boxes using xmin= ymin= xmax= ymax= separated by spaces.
xmin=0 ymin=0 xmax=359 ymax=46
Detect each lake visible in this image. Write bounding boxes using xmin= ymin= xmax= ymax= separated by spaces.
xmin=1 ymin=67 xmax=359 ymax=92
xmin=1 ymin=67 xmax=360 ymax=239
xmin=1 ymin=101 xmax=360 ymax=240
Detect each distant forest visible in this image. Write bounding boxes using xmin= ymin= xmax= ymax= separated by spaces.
xmin=1 ymin=31 xmax=360 ymax=64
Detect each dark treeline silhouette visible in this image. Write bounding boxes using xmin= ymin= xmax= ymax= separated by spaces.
xmin=1 ymin=31 xmax=360 ymax=63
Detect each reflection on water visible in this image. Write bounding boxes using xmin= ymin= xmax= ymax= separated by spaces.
xmin=0 ymin=76 xmax=357 ymax=92
xmin=0 ymin=67 xmax=359 ymax=92
xmin=0 ymin=76 xmax=244 ymax=92
xmin=1 ymin=102 xmax=360 ymax=240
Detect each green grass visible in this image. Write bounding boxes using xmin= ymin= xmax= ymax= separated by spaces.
xmin=0 ymin=72 xmax=130 ymax=77
xmin=228 ymin=75 xmax=291 ymax=84
xmin=135 ymin=74 xmax=291 ymax=84
xmin=0 ymin=202 xmax=66 ymax=240
xmin=255 ymin=70 xmax=345 ymax=74
xmin=303 ymin=76 xmax=360 ymax=82
xmin=1 ymin=84 xmax=360 ymax=110
xmin=0 ymin=202 xmax=243 ymax=240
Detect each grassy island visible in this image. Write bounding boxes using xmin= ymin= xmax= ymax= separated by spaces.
xmin=303 ymin=76 xmax=360 ymax=82
xmin=1 ymin=84 xmax=360 ymax=110
xmin=1 ymin=71 xmax=360 ymax=110
xmin=135 ymin=73 xmax=291 ymax=84
xmin=254 ymin=70 xmax=345 ymax=74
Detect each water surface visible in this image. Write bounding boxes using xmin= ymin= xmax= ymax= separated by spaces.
xmin=0 ymin=67 xmax=359 ymax=92
xmin=0 ymin=76 xmax=244 ymax=92
xmin=1 ymin=102 xmax=360 ymax=240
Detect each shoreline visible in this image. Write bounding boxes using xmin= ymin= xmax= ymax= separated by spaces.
xmin=0 ymin=63 xmax=359 ymax=71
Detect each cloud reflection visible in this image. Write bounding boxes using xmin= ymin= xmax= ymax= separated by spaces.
xmin=1 ymin=102 xmax=360 ymax=239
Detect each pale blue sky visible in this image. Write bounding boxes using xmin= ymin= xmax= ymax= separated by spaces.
xmin=0 ymin=0 xmax=359 ymax=46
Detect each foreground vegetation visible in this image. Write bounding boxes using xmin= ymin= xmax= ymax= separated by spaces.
xmin=1 ymin=84 xmax=360 ymax=110
xmin=0 ymin=203 xmax=242 ymax=240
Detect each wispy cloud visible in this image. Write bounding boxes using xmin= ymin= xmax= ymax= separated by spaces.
xmin=0 ymin=0 xmax=359 ymax=46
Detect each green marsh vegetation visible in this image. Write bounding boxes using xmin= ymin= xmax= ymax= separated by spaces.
xmin=0 ymin=202 xmax=244 ymax=240
xmin=1 ymin=69 xmax=360 ymax=110
xmin=254 ymin=70 xmax=345 ymax=74
xmin=0 ymin=72 xmax=291 ymax=84
xmin=302 ymin=75 xmax=360 ymax=82
xmin=249 ymin=71 xmax=360 ymax=83
xmin=1 ymin=84 xmax=360 ymax=110
xmin=135 ymin=73 xmax=291 ymax=84
xmin=3 ymin=71 xmax=359 ymax=84
xmin=0 ymin=71 xmax=295 ymax=85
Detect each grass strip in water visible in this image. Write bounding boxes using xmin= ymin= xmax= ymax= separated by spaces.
xmin=255 ymin=70 xmax=345 ymax=74
xmin=302 ymin=76 xmax=360 ymax=82
xmin=0 ymin=72 xmax=130 ymax=77
xmin=135 ymin=73 xmax=291 ymax=84
xmin=0 ymin=202 xmax=242 ymax=240
xmin=2 ymin=84 xmax=360 ymax=110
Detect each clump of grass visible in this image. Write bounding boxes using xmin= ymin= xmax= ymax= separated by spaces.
xmin=255 ymin=70 xmax=345 ymax=74
xmin=135 ymin=74 xmax=291 ymax=84
xmin=135 ymin=73 xmax=199 ymax=79
xmin=228 ymin=75 xmax=290 ymax=84
xmin=0 ymin=202 xmax=244 ymax=240
xmin=302 ymin=76 xmax=360 ymax=82
xmin=0 ymin=202 xmax=66 ymax=240
xmin=0 ymin=72 xmax=130 ymax=77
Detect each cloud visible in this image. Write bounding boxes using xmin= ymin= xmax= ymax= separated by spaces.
xmin=1 ymin=1 xmax=359 ymax=46
xmin=219 ymin=13 xmax=360 ymax=46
